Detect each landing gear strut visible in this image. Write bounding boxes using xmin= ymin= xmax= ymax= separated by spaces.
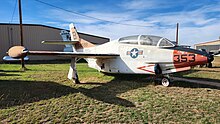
xmin=154 ymin=64 xmax=172 ymax=87
xmin=68 ymin=58 xmax=81 ymax=84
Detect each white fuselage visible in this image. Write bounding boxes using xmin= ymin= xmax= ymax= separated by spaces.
xmin=83 ymin=41 xmax=175 ymax=74
xmin=73 ymin=34 xmax=208 ymax=75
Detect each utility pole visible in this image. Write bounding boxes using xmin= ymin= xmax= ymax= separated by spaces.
xmin=18 ymin=0 xmax=26 ymax=71
xmin=176 ymin=23 xmax=179 ymax=45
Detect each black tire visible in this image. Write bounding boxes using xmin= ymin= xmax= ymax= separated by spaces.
xmin=161 ymin=77 xmax=170 ymax=87
xmin=207 ymin=63 xmax=212 ymax=68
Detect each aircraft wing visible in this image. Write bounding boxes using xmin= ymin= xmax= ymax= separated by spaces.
xmin=28 ymin=51 xmax=119 ymax=59
xmin=8 ymin=46 xmax=119 ymax=59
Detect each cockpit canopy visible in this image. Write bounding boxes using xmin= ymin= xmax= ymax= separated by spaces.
xmin=118 ymin=35 xmax=175 ymax=47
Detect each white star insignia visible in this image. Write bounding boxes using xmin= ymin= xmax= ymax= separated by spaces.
xmin=131 ymin=49 xmax=138 ymax=57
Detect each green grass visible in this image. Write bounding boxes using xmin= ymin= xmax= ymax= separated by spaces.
xmin=0 ymin=60 xmax=220 ymax=123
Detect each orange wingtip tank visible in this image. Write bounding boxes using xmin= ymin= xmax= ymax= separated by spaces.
xmin=8 ymin=46 xmax=28 ymax=58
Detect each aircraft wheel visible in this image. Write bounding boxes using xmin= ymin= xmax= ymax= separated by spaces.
xmin=161 ymin=77 xmax=170 ymax=87
xmin=207 ymin=63 xmax=212 ymax=68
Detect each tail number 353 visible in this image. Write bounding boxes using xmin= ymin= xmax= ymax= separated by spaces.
xmin=174 ymin=54 xmax=195 ymax=63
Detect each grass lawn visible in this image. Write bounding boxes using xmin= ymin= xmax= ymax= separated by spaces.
xmin=0 ymin=58 xmax=220 ymax=123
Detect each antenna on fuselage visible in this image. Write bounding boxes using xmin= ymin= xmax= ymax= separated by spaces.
xmin=176 ymin=23 xmax=179 ymax=45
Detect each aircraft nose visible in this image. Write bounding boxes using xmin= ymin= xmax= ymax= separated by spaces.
xmin=8 ymin=46 xmax=29 ymax=58
xmin=196 ymin=53 xmax=208 ymax=65
xmin=173 ymin=50 xmax=208 ymax=68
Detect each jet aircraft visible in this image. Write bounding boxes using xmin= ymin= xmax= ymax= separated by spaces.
xmin=7 ymin=23 xmax=217 ymax=86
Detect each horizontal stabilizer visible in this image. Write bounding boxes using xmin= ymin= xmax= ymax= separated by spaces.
xmin=42 ymin=40 xmax=78 ymax=45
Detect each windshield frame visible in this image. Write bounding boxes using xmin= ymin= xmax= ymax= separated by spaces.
xmin=157 ymin=38 xmax=175 ymax=47
xmin=118 ymin=35 xmax=175 ymax=47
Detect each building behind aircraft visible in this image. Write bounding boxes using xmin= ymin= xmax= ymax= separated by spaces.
xmin=0 ymin=23 xmax=109 ymax=62
xmin=195 ymin=38 xmax=220 ymax=55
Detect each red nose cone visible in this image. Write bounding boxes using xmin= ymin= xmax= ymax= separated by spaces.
xmin=173 ymin=50 xmax=208 ymax=68
xmin=8 ymin=46 xmax=28 ymax=58
xmin=195 ymin=54 xmax=208 ymax=65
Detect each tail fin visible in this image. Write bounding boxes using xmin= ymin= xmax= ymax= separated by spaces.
xmin=69 ymin=23 xmax=95 ymax=51
xmin=69 ymin=23 xmax=80 ymax=41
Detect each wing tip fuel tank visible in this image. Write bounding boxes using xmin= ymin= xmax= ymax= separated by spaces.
xmin=8 ymin=46 xmax=28 ymax=58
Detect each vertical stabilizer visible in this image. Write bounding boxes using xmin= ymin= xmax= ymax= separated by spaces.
xmin=69 ymin=23 xmax=95 ymax=51
xmin=69 ymin=23 xmax=80 ymax=41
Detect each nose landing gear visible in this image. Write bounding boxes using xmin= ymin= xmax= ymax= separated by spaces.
xmin=161 ymin=76 xmax=171 ymax=87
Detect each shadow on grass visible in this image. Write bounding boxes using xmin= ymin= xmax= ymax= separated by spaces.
xmin=1 ymin=73 xmax=219 ymax=109
xmin=175 ymin=70 xmax=220 ymax=83
xmin=210 ymin=66 xmax=220 ymax=68
xmin=0 ymin=70 xmax=21 ymax=73
xmin=0 ymin=80 xmax=78 ymax=109
xmin=173 ymin=70 xmax=220 ymax=89
xmin=0 ymin=70 xmax=21 ymax=76
xmin=174 ymin=75 xmax=220 ymax=90
xmin=0 ymin=75 xmax=153 ymax=109
xmin=0 ymin=73 xmax=20 ymax=76
xmin=78 ymin=75 xmax=151 ymax=107
xmin=172 ymin=80 xmax=220 ymax=90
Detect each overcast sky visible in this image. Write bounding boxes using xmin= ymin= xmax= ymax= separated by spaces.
xmin=1 ymin=0 xmax=220 ymax=46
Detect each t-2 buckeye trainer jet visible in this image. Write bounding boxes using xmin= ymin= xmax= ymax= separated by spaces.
xmin=7 ymin=23 xmax=217 ymax=86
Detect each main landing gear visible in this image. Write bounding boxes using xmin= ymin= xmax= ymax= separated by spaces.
xmin=68 ymin=58 xmax=81 ymax=84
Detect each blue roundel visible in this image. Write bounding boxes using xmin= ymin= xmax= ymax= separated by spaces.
xmin=130 ymin=48 xmax=139 ymax=58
